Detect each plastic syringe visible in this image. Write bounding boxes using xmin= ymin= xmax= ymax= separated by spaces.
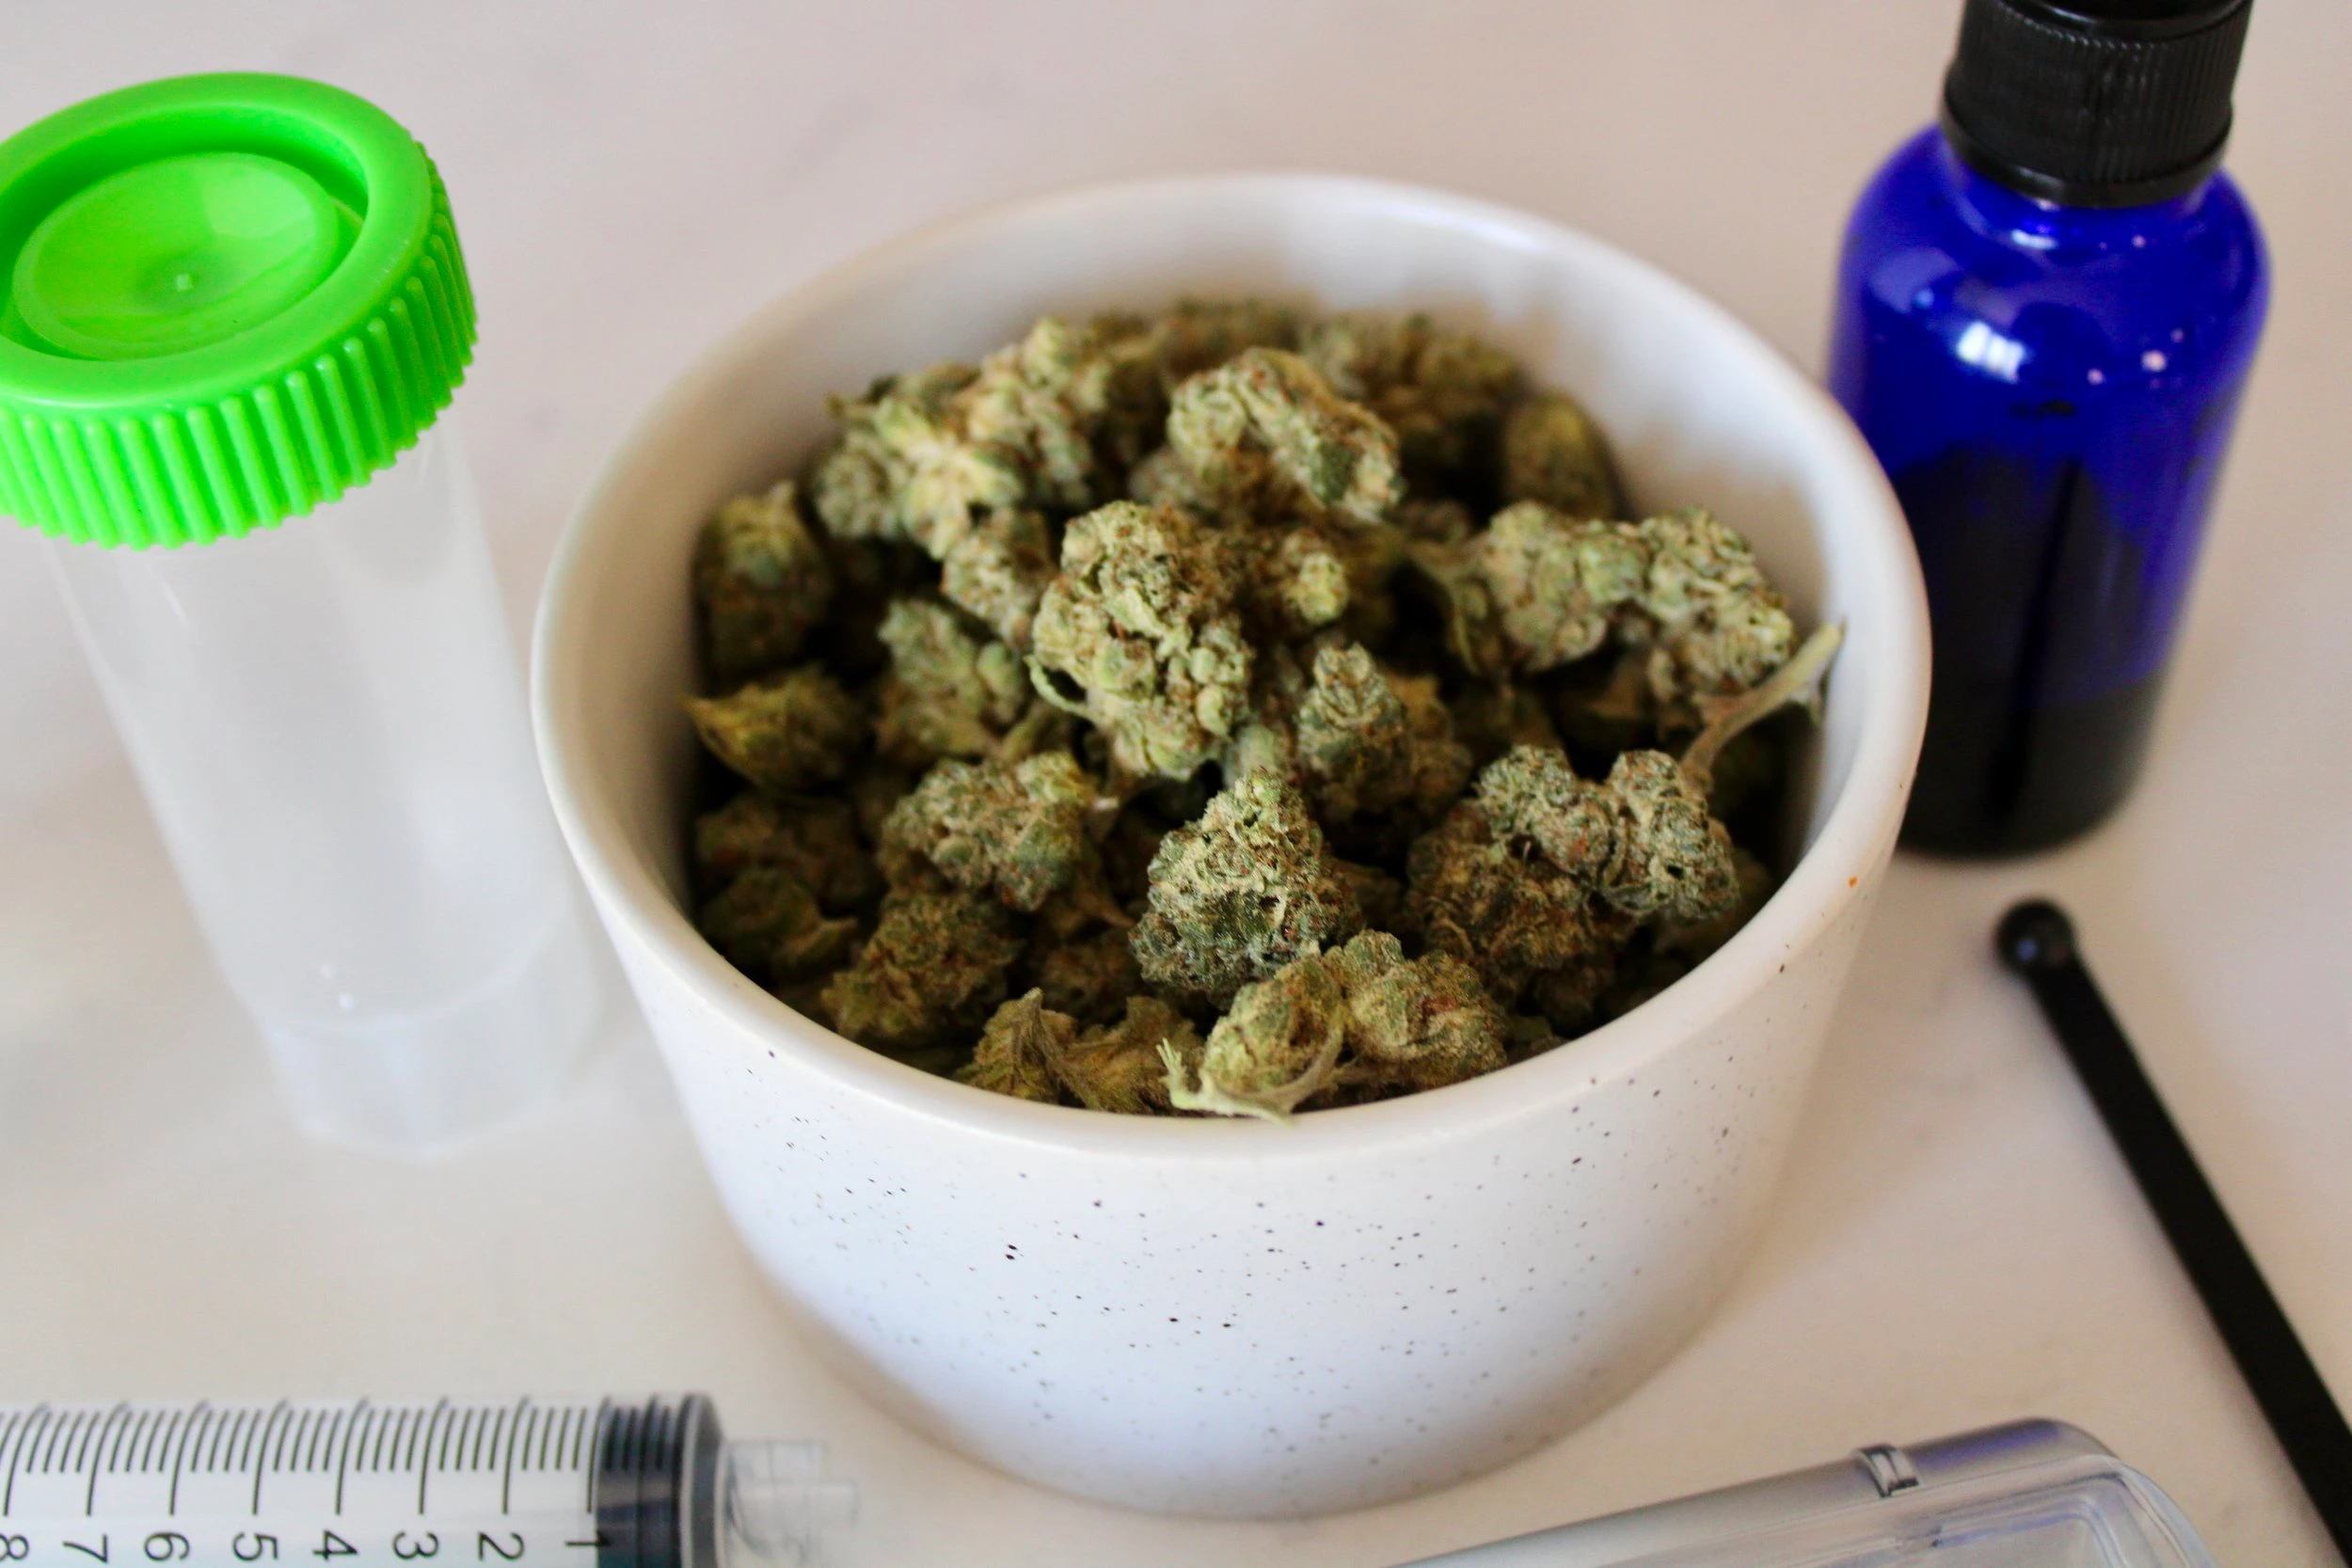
xmin=0 ymin=1398 xmax=852 ymax=1568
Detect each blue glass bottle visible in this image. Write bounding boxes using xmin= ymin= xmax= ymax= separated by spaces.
xmin=1828 ymin=0 xmax=2266 ymax=855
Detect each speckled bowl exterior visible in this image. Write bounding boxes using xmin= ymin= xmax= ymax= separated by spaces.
xmin=532 ymin=176 xmax=1929 ymax=1517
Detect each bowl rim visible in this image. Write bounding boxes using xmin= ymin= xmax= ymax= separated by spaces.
xmin=532 ymin=169 xmax=1929 ymax=1163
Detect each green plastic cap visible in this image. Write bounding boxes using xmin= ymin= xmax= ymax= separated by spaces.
xmin=0 ymin=73 xmax=476 ymax=547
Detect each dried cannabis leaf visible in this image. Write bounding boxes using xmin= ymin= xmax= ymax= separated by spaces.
xmin=956 ymin=989 xmax=1076 ymax=1103
xmin=1066 ymin=995 xmax=1198 ymax=1115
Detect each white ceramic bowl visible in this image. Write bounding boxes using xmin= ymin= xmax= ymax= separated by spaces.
xmin=532 ymin=175 xmax=1928 ymax=1518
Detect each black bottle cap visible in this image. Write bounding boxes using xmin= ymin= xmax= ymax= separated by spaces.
xmin=1942 ymin=0 xmax=2254 ymax=207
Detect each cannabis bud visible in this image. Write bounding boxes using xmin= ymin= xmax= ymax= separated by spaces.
xmin=1292 ymin=642 xmax=1470 ymax=829
xmin=1628 ymin=507 xmax=1799 ymax=704
xmin=697 ymin=865 xmax=862 ymax=985
xmin=1299 ymin=311 xmax=1521 ymax=493
xmin=1328 ymin=931 xmax=1507 ymax=1096
xmin=820 ymin=890 xmax=1024 ymax=1060
xmin=1411 ymin=504 xmax=1795 ymax=705
xmin=874 ymin=599 xmax=1029 ymax=767
xmin=1131 ymin=771 xmax=1360 ymax=1006
xmin=1026 ymin=500 xmax=1254 ymax=780
xmin=685 ymin=665 xmax=866 ymax=793
xmin=694 ymin=791 xmax=882 ymax=915
xmin=1164 ymin=347 xmax=1404 ymax=527
xmin=1163 ymin=929 xmax=1509 ymax=1120
xmin=879 ymin=750 xmax=1102 ymax=913
xmin=1500 ymin=390 xmax=1624 ymax=519
xmin=1165 ymin=944 xmax=1346 ymax=1121
xmin=811 ymin=360 xmax=1018 ymax=558
xmin=959 ymin=315 xmax=1163 ymax=511
xmin=962 ymin=989 xmax=1197 ymax=1115
xmin=693 ymin=481 xmax=836 ymax=688
xmin=941 ymin=508 xmax=1057 ymax=648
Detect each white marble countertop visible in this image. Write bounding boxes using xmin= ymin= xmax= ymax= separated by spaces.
xmin=4 ymin=3 xmax=2349 ymax=1563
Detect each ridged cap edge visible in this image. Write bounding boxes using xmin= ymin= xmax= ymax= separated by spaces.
xmin=0 ymin=163 xmax=475 ymax=547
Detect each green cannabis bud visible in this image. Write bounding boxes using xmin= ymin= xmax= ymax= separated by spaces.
xmin=1471 ymin=500 xmax=1652 ymax=673
xmin=696 ymin=864 xmax=862 ymax=985
xmin=1063 ymin=997 xmax=1199 ymax=1115
xmin=1412 ymin=504 xmax=1795 ymax=703
xmin=1405 ymin=795 xmax=1629 ymax=1021
xmin=1473 ymin=744 xmax=1739 ymax=925
xmin=1026 ymin=500 xmax=1254 ymax=780
xmin=1500 ymin=390 xmax=1624 ymax=520
xmin=686 ymin=665 xmax=866 ymax=793
xmin=959 ymin=315 xmax=1162 ymax=512
xmin=957 ymin=989 xmax=1078 ymax=1103
xmin=1327 ymin=930 xmax=1507 ymax=1096
xmin=959 ymin=989 xmax=1197 ymax=1115
xmin=1628 ymin=507 xmax=1798 ymax=704
xmin=1292 ymin=642 xmax=1470 ymax=828
xmin=1236 ymin=524 xmax=1353 ymax=641
xmin=1032 ymin=925 xmax=1145 ymax=1025
xmin=879 ymin=750 xmax=1100 ymax=913
xmin=1580 ymin=750 xmax=1740 ymax=922
xmin=1165 ymin=928 xmax=1508 ymax=1120
xmin=694 ymin=791 xmax=882 ymax=914
xmin=874 ymin=599 xmax=1030 ymax=767
xmin=1165 ymin=347 xmax=1404 ymax=527
xmin=1166 ymin=943 xmax=1347 ymax=1121
xmin=821 ymin=890 xmax=1025 ymax=1058
xmin=1147 ymin=298 xmax=1301 ymax=388
xmin=693 ymin=481 xmax=837 ymax=688
xmin=1131 ymin=772 xmax=1360 ymax=1006
xmin=1298 ymin=312 xmax=1521 ymax=491
xmin=810 ymin=361 xmax=1020 ymax=558
xmin=941 ymin=508 xmax=1057 ymax=648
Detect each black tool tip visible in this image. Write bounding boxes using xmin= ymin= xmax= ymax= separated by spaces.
xmin=1997 ymin=899 xmax=2077 ymax=974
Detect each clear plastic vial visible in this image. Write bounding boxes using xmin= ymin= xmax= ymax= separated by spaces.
xmin=0 ymin=75 xmax=601 ymax=1151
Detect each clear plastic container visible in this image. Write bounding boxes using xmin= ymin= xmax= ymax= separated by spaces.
xmin=1405 ymin=1420 xmax=2217 ymax=1568
xmin=0 ymin=73 xmax=604 ymax=1153
xmin=50 ymin=424 xmax=603 ymax=1152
